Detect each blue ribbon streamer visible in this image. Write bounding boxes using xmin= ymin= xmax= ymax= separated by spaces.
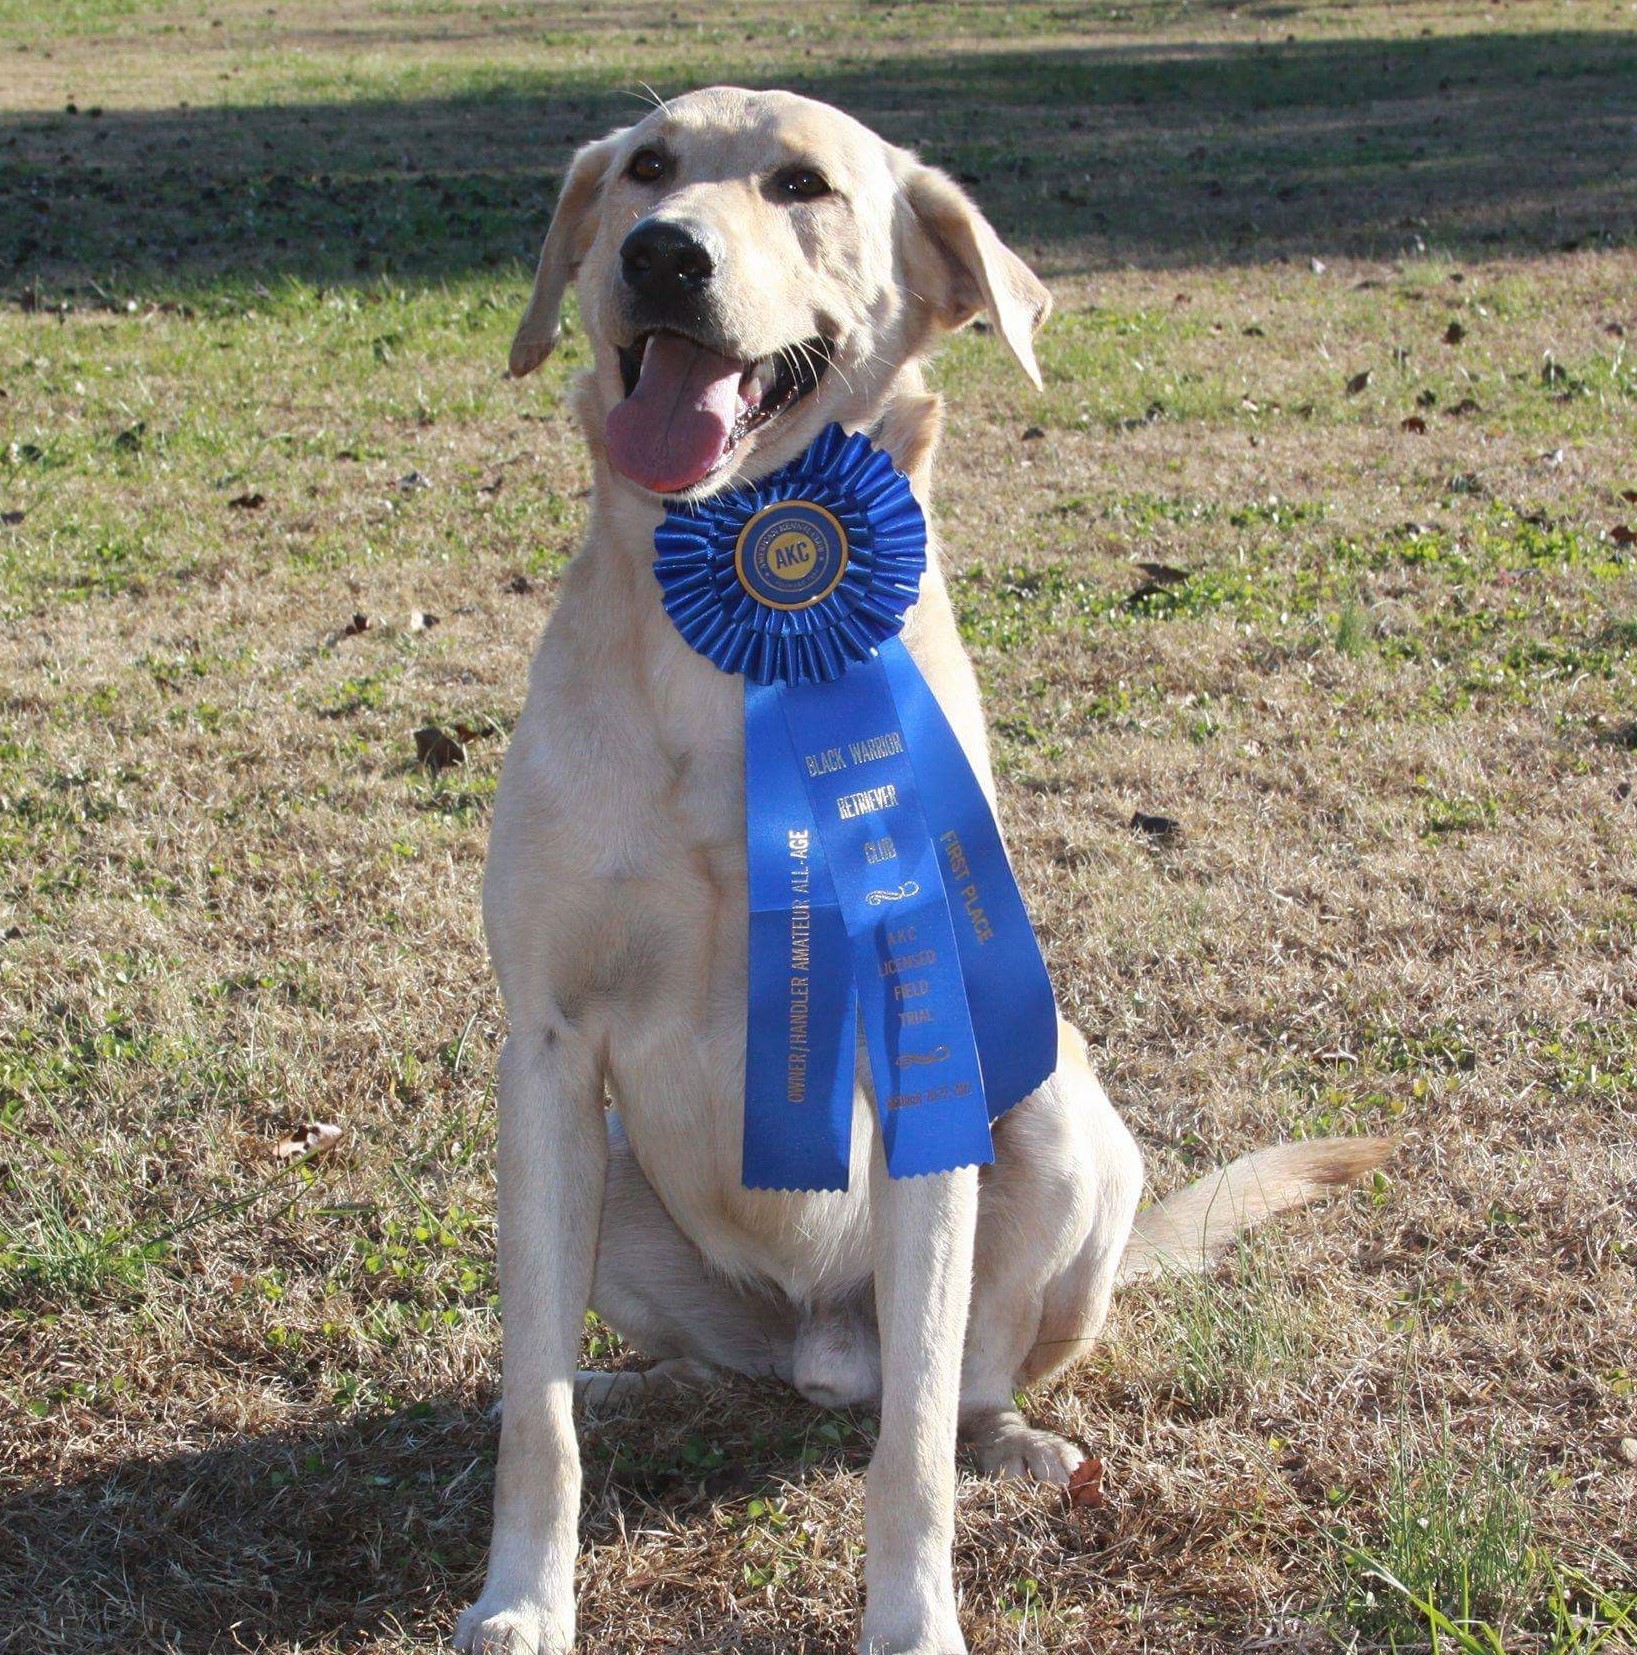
xmin=742 ymin=687 xmax=857 ymax=1192
xmin=655 ymin=425 xmax=1057 ymax=1191
xmin=876 ymin=638 xmax=1059 ymax=1116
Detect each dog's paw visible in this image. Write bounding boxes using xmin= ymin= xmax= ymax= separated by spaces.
xmin=860 ymin=1645 xmax=968 ymax=1655
xmin=859 ymin=1619 xmax=968 ymax=1654
xmin=859 ymin=1585 xmax=967 ymax=1654
xmin=574 ymin=1357 xmax=715 ymax=1415
xmin=573 ymin=1367 xmax=651 ymax=1413
xmin=859 ymin=1625 xmax=968 ymax=1655
xmin=453 ymin=1598 xmax=569 ymax=1655
xmin=859 ymin=1641 xmax=967 ymax=1655
xmin=963 ymin=1409 xmax=1084 ymax=1484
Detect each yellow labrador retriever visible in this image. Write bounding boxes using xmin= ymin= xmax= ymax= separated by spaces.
xmin=459 ymin=86 xmax=1386 ymax=1655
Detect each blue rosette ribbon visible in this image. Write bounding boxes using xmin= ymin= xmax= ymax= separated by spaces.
xmin=655 ymin=423 xmax=1057 ymax=1190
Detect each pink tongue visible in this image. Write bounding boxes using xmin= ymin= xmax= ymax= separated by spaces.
xmin=605 ymin=334 xmax=744 ymax=494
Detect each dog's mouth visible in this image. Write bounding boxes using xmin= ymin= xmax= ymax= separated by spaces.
xmin=604 ymin=329 xmax=832 ymax=497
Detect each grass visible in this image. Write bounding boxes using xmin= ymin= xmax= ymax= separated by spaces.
xmin=1341 ymin=1411 xmax=1637 ymax=1654
xmin=1145 ymin=1239 xmax=1321 ymax=1409
xmin=1 ymin=0 xmax=1635 ymax=1651
xmin=1349 ymin=1413 xmax=1541 ymax=1643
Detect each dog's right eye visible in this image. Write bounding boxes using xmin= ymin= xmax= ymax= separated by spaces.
xmin=778 ymin=167 xmax=832 ymax=201
xmin=627 ymin=149 xmax=668 ymax=184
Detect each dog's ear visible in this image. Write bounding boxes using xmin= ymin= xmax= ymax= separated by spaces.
xmin=897 ymin=161 xmax=1052 ymax=390
xmin=510 ymin=131 xmax=627 ymax=379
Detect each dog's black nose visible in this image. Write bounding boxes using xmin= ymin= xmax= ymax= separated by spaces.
xmin=620 ymin=221 xmax=715 ymax=302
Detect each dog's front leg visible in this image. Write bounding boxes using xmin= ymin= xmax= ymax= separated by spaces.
xmin=860 ymin=1158 xmax=979 ymax=1655
xmin=456 ymin=1023 xmax=607 ymax=1655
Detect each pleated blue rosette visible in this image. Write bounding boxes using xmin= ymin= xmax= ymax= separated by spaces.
xmin=655 ymin=424 xmax=1057 ymax=1191
xmin=655 ymin=423 xmax=928 ymax=687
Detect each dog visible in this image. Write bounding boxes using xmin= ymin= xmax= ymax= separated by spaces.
xmin=456 ymin=86 xmax=1389 ymax=1655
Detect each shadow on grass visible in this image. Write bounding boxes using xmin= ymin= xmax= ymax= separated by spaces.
xmin=4 ymin=29 xmax=1634 ymax=302
xmin=0 ymin=1386 xmax=871 ymax=1652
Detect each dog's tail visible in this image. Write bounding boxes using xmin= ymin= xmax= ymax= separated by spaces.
xmin=1115 ymin=1136 xmax=1393 ymax=1288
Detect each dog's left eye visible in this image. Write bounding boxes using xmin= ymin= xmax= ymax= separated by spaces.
xmin=779 ymin=167 xmax=832 ymax=201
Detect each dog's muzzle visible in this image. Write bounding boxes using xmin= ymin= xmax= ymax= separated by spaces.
xmin=620 ymin=219 xmax=717 ymax=308
xmin=601 ymin=216 xmax=833 ymax=498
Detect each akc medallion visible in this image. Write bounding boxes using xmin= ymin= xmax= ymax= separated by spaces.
xmin=735 ymin=501 xmax=849 ymax=610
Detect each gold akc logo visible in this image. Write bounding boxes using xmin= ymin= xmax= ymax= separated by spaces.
xmin=734 ymin=500 xmax=849 ymax=611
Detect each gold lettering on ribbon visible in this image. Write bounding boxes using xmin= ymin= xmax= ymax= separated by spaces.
xmin=837 ymin=783 xmax=899 ymax=821
xmin=895 ymin=1045 xmax=951 ymax=1068
xmin=847 ymin=730 xmax=905 ymax=765
xmin=865 ymin=881 xmax=920 ymax=905
xmin=786 ymin=829 xmax=812 ymax=1103
xmin=938 ymin=829 xmax=995 ymax=943
xmin=884 ymin=1079 xmax=975 ymax=1111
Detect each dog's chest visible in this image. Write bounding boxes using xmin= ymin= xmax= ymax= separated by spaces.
xmin=492 ymin=607 xmax=750 ymax=986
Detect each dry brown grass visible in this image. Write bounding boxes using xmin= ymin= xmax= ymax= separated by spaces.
xmin=2 ymin=1 xmax=1635 ymax=1651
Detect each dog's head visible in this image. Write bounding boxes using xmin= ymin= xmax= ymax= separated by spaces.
xmin=508 ymin=86 xmax=1050 ymax=498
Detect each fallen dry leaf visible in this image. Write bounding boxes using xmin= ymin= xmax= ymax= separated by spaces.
xmin=1345 ymin=369 xmax=1372 ymax=394
xmin=1129 ymin=811 xmax=1180 ymax=842
xmin=414 ymin=724 xmax=465 ymax=771
xmin=1620 ymin=489 xmax=1637 ymax=504
xmin=1125 ymin=582 xmax=1173 ymax=606
xmin=1066 ymin=1455 xmax=1105 ymax=1509
xmin=274 ymin=1121 xmax=342 ymax=1162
